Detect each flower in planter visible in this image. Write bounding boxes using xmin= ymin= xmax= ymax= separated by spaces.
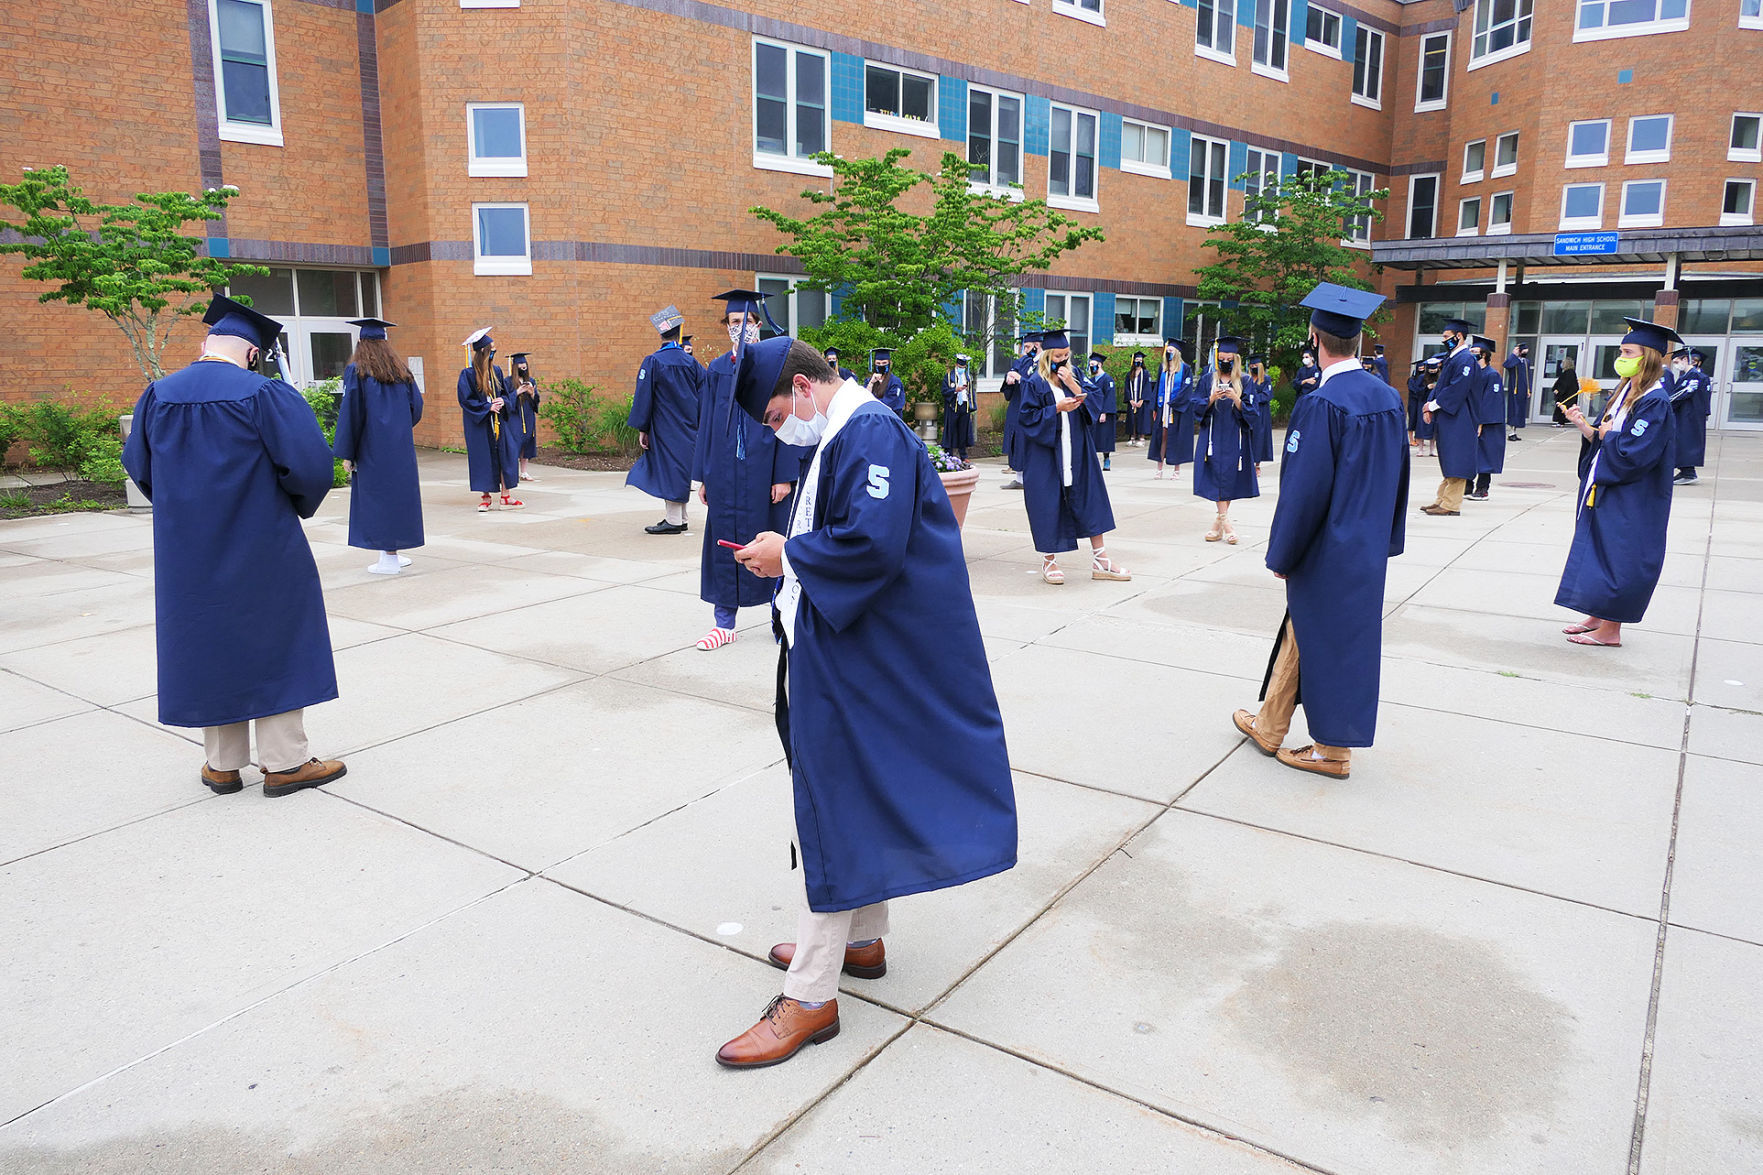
xmin=925 ymin=442 xmax=972 ymax=473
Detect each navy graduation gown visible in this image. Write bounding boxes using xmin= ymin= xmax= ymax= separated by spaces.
xmin=514 ymin=380 xmax=540 ymax=459
xmin=1089 ymin=370 xmax=1118 ymax=453
xmin=1290 ymin=364 xmax=1321 ymax=401
xmin=1472 ymin=365 xmax=1507 ymax=475
xmin=782 ymin=398 xmax=1017 ymax=911
xmin=1124 ymin=365 xmax=1154 ymax=435
xmin=1003 ymin=353 xmax=1034 ymax=467
xmin=1246 ymin=376 xmax=1275 ymax=462
xmin=123 ymin=360 xmax=338 ymax=728
xmin=694 ymin=350 xmax=808 ymax=610
xmin=1670 ymin=368 xmax=1711 ymax=467
xmin=1264 ymin=367 xmax=1409 ymax=748
xmin=626 ymin=343 xmax=703 ymax=503
xmin=1430 ymin=347 xmax=1480 ymax=480
xmin=333 ymin=363 xmax=425 ymax=551
xmin=1407 ymin=371 xmax=1436 ymax=439
xmin=1017 ymin=369 xmax=1116 ymax=552
xmin=1503 ymin=354 xmax=1531 ymax=429
xmin=1371 ymin=355 xmax=1390 ymax=385
xmin=868 ymin=372 xmax=906 ymax=416
xmin=1555 ymin=385 xmax=1676 ymax=623
xmin=942 ymin=369 xmax=977 ymax=452
xmin=457 ymin=366 xmax=520 ymax=493
xmin=1146 ymin=365 xmax=1194 ymax=465
xmin=1190 ymin=374 xmax=1261 ymax=502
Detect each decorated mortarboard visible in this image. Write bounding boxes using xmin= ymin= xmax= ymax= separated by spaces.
xmin=1424 ymin=353 xmax=1445 ymax=367
xmin=1039 ymin=330 xmax=1070 ymax=349
xmin=649 ymin=304 xmax=685 ymax=335
xmin=347 ymin=317 xmax=396 ymax=341
xmin=1300 ymin=282 xmax=1386 ymax=338
xmin=955 ymin=352 xmax=972 ymax=363
xmin=1621 ymin=316 xmax=1683 ymax=353
xmin=1214 ymin=335 xmax=1246 ymax=355
xmin=731 ymin=335 xmax=798 ymax=426
xmin=203 ymin=294 xmax=283 ymax=351
xmin=462 ymin=327 xmax=494 ymax=351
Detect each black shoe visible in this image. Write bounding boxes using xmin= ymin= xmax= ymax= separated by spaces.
xmin=1508 ymin=433 xmax=1521 ymax=441
xmin=1673 ymin=474 xmax=1698 ymax=485
xmin=645 ymin=520 xmax=688 ymax=535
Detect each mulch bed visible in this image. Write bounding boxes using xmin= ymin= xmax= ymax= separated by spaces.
xmin=0 ymin=479 xmax=131 ymax=520
xmin=531 ymin=446 xmax=639 ymax=473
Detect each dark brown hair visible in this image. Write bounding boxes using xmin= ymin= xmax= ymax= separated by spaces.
xmin=1310 ymin=326 xmax=1358 ymax=358
xmin=471 ymin=346 xmax=498 ymax=397
xmin=769 ymin=340 xmax=837 ymax=399
xmin=351 ymin=337 xmax=413 ymax=385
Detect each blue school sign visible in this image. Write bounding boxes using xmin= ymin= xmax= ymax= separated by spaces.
xmin=1553 ymin=232 xmax=1620 ymax=257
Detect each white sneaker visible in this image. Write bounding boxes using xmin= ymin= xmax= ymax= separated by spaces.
xmin=397 ymin=555 xmax=412 ymax=567
xmin=367 ymin=559 xmax=401 ymax=575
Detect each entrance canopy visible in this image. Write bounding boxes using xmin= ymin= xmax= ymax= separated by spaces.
xmin=1373 ymin=225 xmax=1763 ymax=271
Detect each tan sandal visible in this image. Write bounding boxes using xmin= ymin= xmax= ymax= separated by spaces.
xmin=1222 ymin=522 xmax=1238 ymax=545
xmin=1204 ymin=520 xmax=1223 ymax=542
xmin=1040 ymin=556 xmax=1064 ymax=585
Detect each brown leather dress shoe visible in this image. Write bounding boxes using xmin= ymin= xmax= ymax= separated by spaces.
xmin=201 ymin=763 xmax=243 ymax=795
xmin=1276 ymin=745 xmax=1351 ymax=779
xmin=767 ymin=939 xmax=887 ymax=980
xmin=1420 ymin=504 xmax=1461 ymax=516
xmin=262 ymin=758 xmax=347 ymax=798
xmin=1231 ymin=709 xmax=1280 ymax=756
xmin=715 ymin=995 xmax=840 ymax=1069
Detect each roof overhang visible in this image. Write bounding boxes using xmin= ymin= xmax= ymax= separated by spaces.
xmin=1372 ymin=225 xmax=1763 ymax=270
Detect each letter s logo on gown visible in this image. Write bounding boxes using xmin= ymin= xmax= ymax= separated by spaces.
xmin=1632 ymin=418 xmax=1649 ymax=437
xmin=866 ymin=465 xmax=891 ymax=499
xmin=1286 ymin=429 xmax=1301 ymax=454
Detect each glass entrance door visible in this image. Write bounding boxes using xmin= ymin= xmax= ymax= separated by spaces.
xmin=1538 ymin=339 xmax=1584 ymax=420
xmin=1725 ymin=339 xmax=1763 ymax=430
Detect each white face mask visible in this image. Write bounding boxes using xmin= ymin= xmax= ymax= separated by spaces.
xmin=773 ymin=391 xmax=828 ymax=447
xmin=1671 ymin=360 xmax=1689 ymax=375
xmin=728 ymin=320 xmax=760 ymax=344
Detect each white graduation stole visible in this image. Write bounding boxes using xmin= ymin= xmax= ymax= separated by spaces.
xmin=776 ymin=380 xmax=869 ymax=647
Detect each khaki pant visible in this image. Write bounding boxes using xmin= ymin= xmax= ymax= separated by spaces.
xmin=1433 ymin=477 xmax=1466 ymax=511
xmin=782 ymin=895 xmax=890 ymax=1004
xmin=663 ymin=499 xmax=687 ymax=526
xmin=203 ymin=709 xmax=308 ymax=774
xmin=1256 ymin=620 xmax=1350 ymax=764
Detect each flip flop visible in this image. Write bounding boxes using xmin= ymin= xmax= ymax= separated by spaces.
xmin=1562 ymin=623 xmax=1597 ymax=635
xmin=1567 ymin=632 xmax=1621 ymax=647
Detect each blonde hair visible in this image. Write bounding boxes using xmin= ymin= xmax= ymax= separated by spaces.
xmin=1606 ymin=347 xmax=1664 ymax=423
xmin=1213 ymin=347 xmax=1243 ymax=396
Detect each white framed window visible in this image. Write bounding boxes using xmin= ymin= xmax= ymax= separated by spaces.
xmin=1043 ymin=293 xmax=1093 ymax=359
xmin=1408 ymin=174 xmax=1440 ymax=238
xmin=1457 ymin=196 xmax=1481 ymax=236
xmin=1342 ymin=169 xmax=1376 ymax=245
xmin=1187 ymin=134 xmax=1229 ymax=224
xmin=1625 ymin=114 xmax=1673 ymax=164
xmin=1575 ymin=0 xmax=1691 ymax=40
xmin=1724 ymin=179 xmax=1758 ymax=226
xmin=472 ymin=203 xmax=531 ymax=276
xmin=1351 ymin=28 xmax=1385 ymax=108
xmin=1053 ymin=0 xmax=1105 ymax=25
xmin=1304 ymin=6 xmax=1342 ymax=56
xmin=1745 ymin=0 xmax=1763 ymax=27
xmin=967 ymin=86 xmax=1024 ymax=194
xmin=1415 ymin=32 xmax=1450 ymax=111
xmin=1048 ymin=103 xmax=1099 ymax=212
xmin=1461 ymin=139 xmax=1487 ymax=184
xmin=864 ymin=61 xmax=938 ymax=138
xmin=1469 ymin=0 xmax=1533 ymax=67
xmin=753 ymin=38 xmax=830 ymax=177
xmin=1253 ymin=0 xmax=1290 ymax=77
xmin=209 ymin=0 xmax=283 ymax=146
xmin=1196 ymin=0 xmax=1236 ymax=63
xmin=961 ymin=290 xmax=1023 ymax=382
xmin=466 ymin=103 xmax=527 ymax=177
xmin=1559 ymin=183 xmax=1605 ymax=229
xmin=1618 ymin=178 xmax=1666 ymax=227
xmin=1114 ymin=296 xmax=1163 ymax=343
xmin=1732 ymin=113 xmax=1762 ymax=162
xmin=756 ymin=275 xmax=829 ymax=337
xmin=1244 ymin=147 xmax=1281 ymax=222
xmin=1489 ymin=190 xmax=1514 ymax=235
xmin=1493 ymin=131 xmax=1519 ymax=177
xmin=1567 ymin=119 xmax=1611 ymax=167
xmin=1120 ymin=119 xmax=1172 ymax=179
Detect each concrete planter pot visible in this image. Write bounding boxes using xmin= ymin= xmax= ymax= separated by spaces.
xmin=938 ymin=467 xmax=980 ymax=529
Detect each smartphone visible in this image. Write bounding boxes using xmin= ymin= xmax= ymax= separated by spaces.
xmin=717 ymin=539 xmax=745 ymax=550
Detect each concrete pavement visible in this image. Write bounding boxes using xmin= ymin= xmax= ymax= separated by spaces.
xmin=1 ymin=425 xmax=1759 ymax=1174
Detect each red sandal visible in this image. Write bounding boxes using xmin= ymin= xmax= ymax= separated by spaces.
xmin=500 ymin=495 xmax=524 ymax=509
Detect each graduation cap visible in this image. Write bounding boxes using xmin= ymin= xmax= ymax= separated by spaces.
xmin=871 ymin=348 xmax=893 ymax=368
xmin=1019 ymin=330 xmax=1043 ymax=346
xmin=1621 ymin=317 xmax=1682 ymax=353
xmin=348 ymin=317 xmax=395 ymax=341
xmin=462 ymin=327 xmax=494 ymax=352
xmin=682 ymin=334 xmax=696 ymax=346
xmin=509 ymin=352 xmax=530 ymax=364
xmin=649 ymin=304 xmax=685 ymax=335
xmin=1247 ymin=353 xmax=1266 ymax=366
xmin=730 ymin=335 xmax=798 ymax=426
xmin=1300 ymin=282 xmax=1386 ymax=338
xmin=955 ymin=352 xmax=971 ymax=363
xmin=1472 ymin=335 xmax=1497 ymax=354
xmin=204 ymin=294 xmax=283 ymax=351
xmin=1688 ymin=348 xmax=1708 ymax=363
xmin=1424 ymin=353 xmax=1444 ymax=367
xmin=1441 ymin=316 xmax=1474 ymax=335
xmin=1086 ymin=349 xmax=1106 ymax=363
xmin=823 ymin=347 xmax=840 ymax=359
xmin=1373 ymin=343 xmax=1386 ymax=354
xmin=1132 ymin=350 xmax=1146 ymax=361
xmin=1168 ymin=339 xmax=1192 ymax=362
xmin=1039 ymin=330 xmax=1070 ymax=350
xmin=1214 ymin=335 xmax=1246 ymax=356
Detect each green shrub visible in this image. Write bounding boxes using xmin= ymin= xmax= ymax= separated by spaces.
xmin=593 ymin=394 xmax=643 ymax=456
xmin=987 ymin=399 xmax=1009 ymax=432
xmin=0 ymin=404 xmax=23 ymax=466
xmin=17 ymin=395 xmax=124 ymax=479
xmin=539 ymin=378 xmax=599 ymax=453
xmin=73 ymin=430 xmax=126 ymax=484
xmin=301 ymin=378 xmax=349 ymax=487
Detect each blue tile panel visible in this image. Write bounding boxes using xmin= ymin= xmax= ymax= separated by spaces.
xmin=1227 ymin=139 xmax=1249 ymax=191
xmin=371 ymin=245 xmax=390 ymax=267
xmin=1617 ymin=69 xmax=1633 ymax=84
xmin=1342 ymin=16 xmax=1358 ymax=64
xmin=1099 ymin=112 xmax=1122 ymax=171
xmin=1282 ymin=151 xmax=1302 ymax=177
xmin=1023 ymin=288 xmax=1047 ymax=322
xmin=1236 ymin=0 xmax=1257 ymax=25
xmin=1164 ymin=298 xmax=1186 ymax=340
xmin=831 ymin=53 xmax=864 ymax=124
xmin=206 ymin=236 xmax=231 ymax=259
xmin=1170 ymin=128 xmax=1192 ymax=183
xmin=939 ymin=76 xmax=968 ymax=144
xmin=1092 ymin=291 xmax=1117 ymax=344
xmin=1025 ymin=95 xmax=1051 ymax=158
xmin=1291 ymin=0 xmax=1308 ymax=44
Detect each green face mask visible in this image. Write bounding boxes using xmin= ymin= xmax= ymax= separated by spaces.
xmin=1613 ymin=355 xmax=1642 ymax=379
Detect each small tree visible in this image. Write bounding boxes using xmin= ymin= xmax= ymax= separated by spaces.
xmin=1189 ymin=167 xmax=1389 ymax=371
xmin=0 ymin=165 xmax=267 ymax=383
xmin=752 ymin=148 xmax=1103 ymax=360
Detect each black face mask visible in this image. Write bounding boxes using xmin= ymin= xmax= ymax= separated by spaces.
xmin=1049 ymin=359 xmax=1065 ymax=373
xmin=1218 ymin=359 xmax=1234 ymax=373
